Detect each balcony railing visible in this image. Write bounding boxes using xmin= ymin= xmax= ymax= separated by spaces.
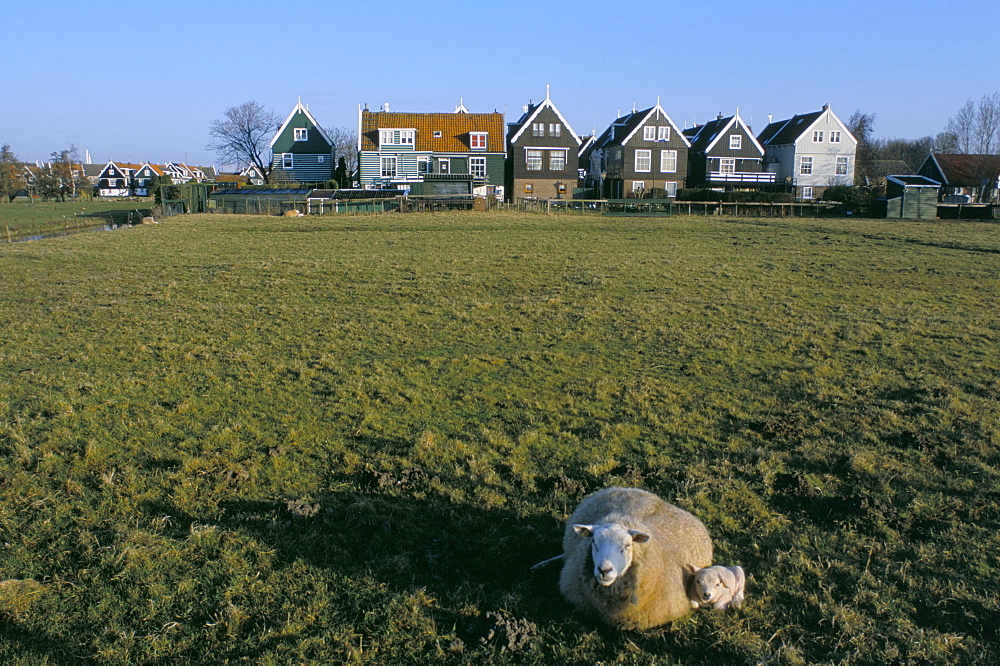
xmin=708 ymin=172 xmax=777 ymax=183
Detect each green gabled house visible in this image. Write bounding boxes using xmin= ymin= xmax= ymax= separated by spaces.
xmin=270 ymin=99 xmax=335 ymax=184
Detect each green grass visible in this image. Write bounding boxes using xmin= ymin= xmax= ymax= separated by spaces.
xmin=1 ymin=212 xmax=998 ymax=664
xmin=0 ymin=198 xmax=152 ymax=239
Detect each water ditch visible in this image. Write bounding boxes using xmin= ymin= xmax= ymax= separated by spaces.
xmin=2 ymin=209 xmax=155 ymax=244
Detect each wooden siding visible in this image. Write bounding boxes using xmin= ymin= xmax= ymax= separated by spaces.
xmin=271 ymin=153 xmax=333 ymax=183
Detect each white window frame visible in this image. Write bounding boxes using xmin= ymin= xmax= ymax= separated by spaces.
xmin=812 ymin=130 xmax=824 ymax=143
xmin=660 ymin=149 xmax=677 ymax=173
xmin=643 ymin=126 xmax=656 ymax=141
xmin=379 ymin=129 xmax=415 ymax=147
xmin=729 ymin=135 xmax=742 ymax=150
xmin=381 ymin=156 xmax=396 ymax=178
xmin=800 ymin=156 xmax=813 ymax=175
xmin=470 ymin=132 xmax=488 ymax=151
xmin=438 ymin=158 xmax=450 ymax=174
xmin=470 ymin=156 xmax=486 ymax=179
xmin=658 ymin=126 xmax=671 ymax=141
xmin=282 ymin=153 xmax=293 ymax=169
xmin=526 ymin=149 xmax=543 ymax=171
xmin=720 ymin=158 xmax=735 ymax=174
xmin=664 ymin=181 xmax=678 ymax=197
xmin=635 ymin=149 xmax=652 ymax=172
xmin=633 ymin=181 xmax=645 ymax=192
xmin=417 ymin=156 xmax=431 ymax=174
xmin=830 ymin=131 xmax=841 ymax=143
xmin=549 ymin=123 xmax=561 ymax=137
xmin=294 ymin=128 xmax=308 ymax=141
xmin=802 ymin=186 xmax=814 ymax=199
xmin=532 ymin=123 xmax=545 ymax=137
xmin=549 ymin=150 xmax=566 ymax=171
xmin=836 ymin=156 xmax=849 ymax=175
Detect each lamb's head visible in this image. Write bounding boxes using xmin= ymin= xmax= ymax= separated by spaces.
xmin=573 ymin=523 xmax=650 ymax=586
xmin=686 ymin=565 xmax=731 ymax=604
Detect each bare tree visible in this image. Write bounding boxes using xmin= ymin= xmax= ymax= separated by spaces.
xmin=944 ymin=92 xmax=1000 ymax=154
xmin=325 ymin=125 xmax=358 ymax=176
xmin=207 ymin=101 xmax=280 ymax=184
xmin=848 ymin=110 xmax=878 ymax=184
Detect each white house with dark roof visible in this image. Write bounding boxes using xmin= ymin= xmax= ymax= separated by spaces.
xmin=757 ymin=104 xmax=856 ymax=199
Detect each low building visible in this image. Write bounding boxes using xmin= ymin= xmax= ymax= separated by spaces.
xmin=917 ymin=153 xmax=1000 ymax=204
xmin=885 ymin=175 xmax=940 ymax=219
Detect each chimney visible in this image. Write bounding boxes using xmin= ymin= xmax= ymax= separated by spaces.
xmin=383 ymin=102 xmax=390 ymax=112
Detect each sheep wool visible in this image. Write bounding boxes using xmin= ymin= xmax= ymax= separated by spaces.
xmin=559 ymin=487 xmax=713 ymax=630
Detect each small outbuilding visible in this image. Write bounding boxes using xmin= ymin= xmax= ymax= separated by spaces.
xmin=885 ymin=175 xmax=939 ymax=219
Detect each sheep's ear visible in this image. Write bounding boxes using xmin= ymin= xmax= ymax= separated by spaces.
xmin=573 ymin=524 xmax=595 ymax=538
xmin=629 ymin=530 xmax=651 ymax=543
xmin=685 ymin=563 xmax=699 ymax=575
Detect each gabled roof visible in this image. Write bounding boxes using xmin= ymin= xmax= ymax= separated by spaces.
xmin=922 ymin=153 xmax=1000 ymax=186
xmin=757 ymin=105 xmax=857 ymax=147
xmin=271 ymin=100 xmax=334 ymax=148
xmin=597 ymin=102 xmax=690 ymax=149
xmin=683 ymin=111 xmax=765 ymax=155
xmin=507 ymin=88 xmax=582 ymax=146
xmin=578 ymin=134 xmax=596 ymax=160
xmin=360 ymin=108 xmax=505 ymax=153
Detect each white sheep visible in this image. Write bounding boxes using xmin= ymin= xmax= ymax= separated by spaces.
xmin=686 ymin=564 xmax=745 ymax=611
xmin=558 ymin=486 xmax=713 ymax=630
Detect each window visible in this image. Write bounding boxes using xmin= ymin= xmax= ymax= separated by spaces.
xmin=549 ymin=150 xmax=566 ymax=171
xmin=470 ymin=156 xmax=486 ymax=179
xmin=549 ymin=123 xmax=561 ymax=137
xmin=643 ymin=126 xmax=656 ymax=141
xmin=283 ymin=153 xmax=293 ymax=169
xmin=470 ymin=132 xmax=487 ymax=150
xmin=417 ymin=156 xmax=431 ymax=174
xmin=720 ymin=158 xmax=735 ymax=174
xmin=532 ymin=123 xmax=545 ymax=137
xmin=729 ymin=135 xmax=742 ymax=150
xmin=836 ymin=156 xmax=849 ymax=175
xmin=381 ymin=157 xmax=396 ymax=178
xmin=802 ymin=186 xmax=814 ymax=199
xmin=433 ymin=131 xmax=442 ymax=138
xmin=524 ymin=183 xmax=533 ymax=193
xmin=812 ymin=131 xmax=824 ymax=143
xmin=557 ymin=183 xmax=567 ymax=194
xmin=830 ymin=131 xmax=841 ymax=143
xmin=317 ymin=155 xmax=324 ymax=163
xmin=635 ymin=149 xmax=651 ymax=172
xmin=294 ymin=128 xmax=308 ymax=141
xmin=439 ymin=158 xmax=450 ymax=174
xmin=660 ymin=149 xmax=677 ymax=173
xmin=379 ymin=129 xmax=415 ymax=146
xmin=658 ymin=126 xmax=671 ymax=141
xmin=800 ymin=156 xmax=813 ymax=175
xmin=633 ymin=181 xmax=645 ymax=192
xmin=664 ymin=181 xmax=678 ymax=197
xmin=526 ymin=149 xmax=543 ymax=170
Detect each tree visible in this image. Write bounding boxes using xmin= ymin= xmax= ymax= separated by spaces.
xmin=207 ymin=101 xmax=280 ymax=184
xmin=848 ymin=110 xmax=878 ymax=185
xmin=326 ymin=126 xmax=358 ymax=176
xmin=944 ymin=92 xmax=1000 ymax=154
xmin=49 ymin=145 xmax=86 ymax=201
xmin=333 ymin=156 xmax=349 ymax=189
xmin=0 ymin=144 xmax=24 ymax=203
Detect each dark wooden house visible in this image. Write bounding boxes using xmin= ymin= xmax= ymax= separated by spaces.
xmin=682 ymin=111 xmax=774 ymax=188
xmin=917 ymin=153 xmax=1000 ymax=204
xmin=505 ymin=87 xmax=581 ymax=201
xmin=270 ymin=100 xmax=335 ymax=184
xmin=590 ymin=101 xmax=688 ymax=198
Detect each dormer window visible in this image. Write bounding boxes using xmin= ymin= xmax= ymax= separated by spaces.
xmin=294 ymin=128 xmax=308 ymax=141
xmin=379 ymin=129 xmax=415 ymax=146
xmin=470 ymin=132 xmax=488 ymax=150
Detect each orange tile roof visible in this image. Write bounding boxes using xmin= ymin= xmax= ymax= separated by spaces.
xmin=360 ymin=110 xmax=505 ymax=153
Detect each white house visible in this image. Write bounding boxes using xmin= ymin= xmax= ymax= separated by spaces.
xmin=757 ymin=104 xmax=857 ymax=199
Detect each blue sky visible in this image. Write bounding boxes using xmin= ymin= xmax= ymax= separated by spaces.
xmin=4 ymin=0 xmax=997 ymax=169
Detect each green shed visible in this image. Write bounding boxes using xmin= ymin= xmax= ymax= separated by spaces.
xmin=885 ymin=175 xmax=940 ymax=220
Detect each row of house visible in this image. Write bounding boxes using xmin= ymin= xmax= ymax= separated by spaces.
xmin=344 ymin=90 xmax=860 ymax=201
xmin=21 ymin=160 xmax=219 ymax=197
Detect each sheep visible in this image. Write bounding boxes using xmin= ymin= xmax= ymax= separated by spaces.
xmin=558 ymin=486 xmax=713 ymax=630
xmin=686 ymin=564 xmax=745 ymax=611
xmin=283 ymin=209 xmax=303 ymax=218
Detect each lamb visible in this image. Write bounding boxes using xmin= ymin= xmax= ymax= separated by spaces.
xmin=558 ymin=486 xmax=713 ymax=630
xmin=686 ymin=564 xmax=745 ymax=611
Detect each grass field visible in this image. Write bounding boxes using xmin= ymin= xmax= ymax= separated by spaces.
xmin=1 ymin=212 xmax=998 ymax=664
xmin=0 ymin=198 xmax=153 ymax=240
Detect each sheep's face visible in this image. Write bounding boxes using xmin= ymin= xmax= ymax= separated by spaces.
xmin=690 ymin=566 xmax=730 ymax=604
xmin=574 ymin=523 xmax=650 ymax=586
